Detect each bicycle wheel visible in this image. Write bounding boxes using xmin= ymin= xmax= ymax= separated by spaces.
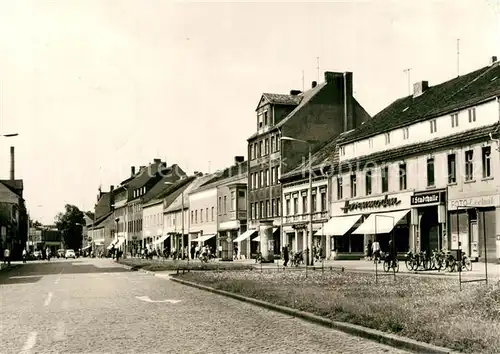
xmin=394 ymin=259 xmax=400 ymax=273
xmin=383 ymin=260 xmax=389 ymax=272
xmin=405 ymin=258 xmax=413 ymax=271
xmin=464 ymin=258 xmax=472 ymax=271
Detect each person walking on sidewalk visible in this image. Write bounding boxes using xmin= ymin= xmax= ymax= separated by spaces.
xmin=283 ymin=244 xmax=289 ymax=267
xmin=22 ymin=248 xmax=27 ymax=263
xmin=372 ymin=239 xmax=381 ymax=263
xmin=3 ymin=247 xmax=10 ymax=266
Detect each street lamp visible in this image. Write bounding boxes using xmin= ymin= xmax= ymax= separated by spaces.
xmin=281 ymin=136 xmax=314 ymax=266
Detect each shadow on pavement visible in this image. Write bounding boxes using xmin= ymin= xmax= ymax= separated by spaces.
xmin=0 ymin=261 xmax=130 ymax=278
xmin=0 ymin=276 xmax=43 ymax=285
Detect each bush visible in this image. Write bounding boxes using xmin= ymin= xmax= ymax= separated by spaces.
xmin=176 ymin=271 xmax=500 ymax=353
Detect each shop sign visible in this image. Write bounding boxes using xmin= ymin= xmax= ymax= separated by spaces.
xmin=341 ymin=195 xmax=401 ymax=214
xmin=448 ymin=195 xmax=499 ymax=209
xmin=411 ymin=192 xmax=443 ymax=206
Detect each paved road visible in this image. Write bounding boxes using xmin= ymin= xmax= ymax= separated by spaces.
xmin=0 ymin=258 xmax=409 ymax=354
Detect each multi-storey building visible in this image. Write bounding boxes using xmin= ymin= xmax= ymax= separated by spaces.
xmin=247 ymin=71 xmax=370 ymax=261
xmin=328 ymin=57 xmax=500 ymax=262
xmin=164 ymin=173 xmax=212 ymax=257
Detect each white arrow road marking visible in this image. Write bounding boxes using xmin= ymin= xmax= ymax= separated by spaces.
xmin=20 ymin=331 xmax=37 ymax=354
xmin=44 ymin=292 xmax=53 ymax=306
xmin=135 ymin=296 xmax=181 ymax=304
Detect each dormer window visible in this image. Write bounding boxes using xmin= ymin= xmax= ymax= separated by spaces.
xmin=402 ymin=127 xmax=409 ymax=140
xmin=430 ymin=119 xmax=437 ymax=134
xmin=264 ymin=111 xmax=268 ymax=126
xmin=258 ymin=113 xmax=263 ymax=129
xmin=340 ymin=146 xmax=346 ymax=156
xmin=468 ymin=108 xmax=476 ymax=123
xmin=368 ymin=138 xmax=373 ymax=148
xmin=384 ymin=133 xmax=390 ymax=145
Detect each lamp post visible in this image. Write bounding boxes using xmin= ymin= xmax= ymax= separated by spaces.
xmin=280 ymin=136 xmax=313 ymax=266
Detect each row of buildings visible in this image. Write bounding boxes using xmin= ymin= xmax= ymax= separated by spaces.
xmin=88 ymin=56 xmax=500 ymax=263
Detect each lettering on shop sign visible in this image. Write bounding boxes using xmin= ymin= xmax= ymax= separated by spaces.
xmin=411 ymin=192 xmax=441 ymax=206
xmin=449 ymin=196 xmax=496 ymax=209
xmin=341 ymin=195 xmax=401 ymax=214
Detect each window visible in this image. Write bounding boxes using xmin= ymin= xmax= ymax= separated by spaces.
xmin=293 ymin=197 xmax=298 ymax=215
xmin=276 ymin=135 xmax=280 ymax=151
xmin=427 ymin=157 xmax=435 ymax=186
xmin=447 ymin=154 xmax=456 ymax=183
xmin=254 ymin=203 xmax=259 ymax=219
xmin=231 ymin=191 xmax=236 ymax=211
xmin=259 ymin=141 xmax=263 ymax=157
xmin=320 ymin=191 xmax=327 ymax=211
xmin=302 ymin=194 xmax=307 ymax=214
xmin=218 ymin=197 xmax=222 ymax=214
xmin=264 ymin=139 xmax=269 ymax=155
xmin=195 ymin=210 xmax=198 ymax=223
xmin=253 ymin=173 xmax=257 ymax=189
xmin=250 ymin=204 xmax=255 ymax=220
xmin=482 ymin=146 xmax=491 ymax=178
xmin=451 ymin=114 xmax=459 ymax=128
xmin=381 ymin=166 xmax=389 ymax=193
xmin=350 ymin=173 xmax=357 ymax=197
xmin=266 ymin=200 xmax=270 ymax=217
xmin=384 ymin=133 xmax=390 ymax=145
xmin=286 ymin=198 xmax=291 ymax=215
xmin=402 ymin=127 xmax=409 ymax=140
xmin=271 ymin=136 xmax=275 ymax=152
xmin=337 ymin=177 xmax=343 ymax=200
xmin=270 ymin=167 xmax=275 ymax=185
xmin=465 ymin=150 xmax=474 ymax=181
xmin=200 ymin=209 xmax=203 ymax=222
xmin=211 ymin=207 xmax=214 ymax=221
xmin=260 ymin=201 xmax=264 ymax=218
xmin=264 ymin=111 xmax=268 ymax=126
xmin=276 ymin=166 xmax=280 ymax=181
xmin=254 ymin=143 xmax=258 ymax=158
xmin=312 ymin=192 xmax=317 ymax=212
xmin=368 ymin=138 xmax=373 ymax=148
xmin=430 ymin=119 xmax=437 ymax=133
xmin=277 ymin=198 xmax=281 ymax=216
xmin=224 ymin=196 xmax=227 ymax=214
xmin=250 ymin=145 xmax=254 ymax=160
xmin=399 ymin=163 xmax=407 ymax=190
xmin=206 ymin=208 xmax=208 ymax=221
xmin=272 ymin=199 xmax=277 ymax=217
xmin=265 ymin=169 xmax=269 ymax=186
xmin=365 ymin=170 xmax=372 ymax=195
xmin=258 ymin=113 xmax=263 ymax=128
xmin=340 ymin=146 xmax=346 ymax=156
xmin=468 ymin=108 xmax=476 ymax=122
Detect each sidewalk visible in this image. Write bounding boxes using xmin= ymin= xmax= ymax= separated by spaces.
xmin=234 ymin=258 xmax=500 ymax=280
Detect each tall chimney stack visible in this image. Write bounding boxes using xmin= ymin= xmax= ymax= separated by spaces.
xmin=10 ymin=146 xmax=14 ymax=180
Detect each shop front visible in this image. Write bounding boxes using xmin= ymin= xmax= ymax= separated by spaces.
xmin=328 ymin=191 xmax=414 ymax=258
xmin=447 ymin=190 xmax=500 ymax=262
xmin=410 ymin=190 xmax=447 ymax=254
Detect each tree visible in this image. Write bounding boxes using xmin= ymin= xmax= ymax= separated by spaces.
xmin=29 ymin=218 xmax=42 ymax=228
xmin=55 ymin=204 xmax=85 ymax=250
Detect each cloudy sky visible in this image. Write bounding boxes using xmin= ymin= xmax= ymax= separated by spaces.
xmin=0 ymin=0 xmax=498 ymax=224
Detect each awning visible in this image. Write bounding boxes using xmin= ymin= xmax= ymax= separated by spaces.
xmin=273 ymin=227 xmax=278 ymax=233
xmin=252 ymin=235 xmax=260 ymax=242
xmin=233 ymin=229 xmax=256 ymax=243
xmin=154 ymin=234 xmax=170 ymax=245
xmin=192 ymin=234 xmax=216 ymax=242
xmin=315 ymin=215 xmax=362 ymax=236
xmin=352 ymin=210 xmax=410 ymax=235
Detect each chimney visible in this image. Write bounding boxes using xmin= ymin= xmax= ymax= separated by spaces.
xmin=343 ymin=72 xmax=354 ymax=132
xmin=154 ymin=158 xmax=161 ymax=164
xmin=10 ymin=146 xmax=14 ymax=180
xmin=413 ymin=81 xmax=429 ymax=98
xmin=311 ymin=81 xmax=317 ymax=88
xmin=324 ymin=71 xmax=344 ymax=84
xmin=131 ymin=166 xmax=136 ymax=176
xmin=491 ymin=56 xmax=497 ymax=65
xmin=290 ymin=90 xmax=302 ymax=96
xmin=110 ymin=185 xmax=114 ymax=192
xmin=234 ymin=156 xmax=244 ymax=164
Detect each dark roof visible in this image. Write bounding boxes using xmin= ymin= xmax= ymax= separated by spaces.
xmin=144 ymin=175 xmax=196 ymax=207
xmin=93 ymin=211 xmax=113 ymax=227
xmin=260 ymin=93 xmax=302 ymax=108
xmin=336 ymin=123 xmax=499 ymax=173
xmin=199 ymin=162 xmax=248 ymax=187
xmin=280 ymin=130 xmax=355 ymax=182
xmin=128 ymin=162 xmax=169 ymax=190
xmin=0 ymin=179 xmax=23 ymax=198
xmin=248 ymin=83 xmax=327 ymax=140
xmin=141 ymin=165 xmax=186 ymax=203
xmin=343 ymin=62 xmax=500 ymax=143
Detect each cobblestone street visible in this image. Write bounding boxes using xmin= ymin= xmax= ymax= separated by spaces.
xmin=0 ymin=259 xmax=410 ymax=353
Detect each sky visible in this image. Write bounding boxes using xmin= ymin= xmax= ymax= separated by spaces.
xmin=0 ymin=0 xmax=499 ymax=224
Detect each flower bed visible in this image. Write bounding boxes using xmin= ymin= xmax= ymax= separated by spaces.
xmin=119 ymin=258 xmax=253 ymax=271
xmin=176 ymin=270 xmax=500 ymax=353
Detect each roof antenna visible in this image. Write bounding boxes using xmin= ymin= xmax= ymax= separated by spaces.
xmin=316 ymin=57 xmax=320 ymax=83
xmin=302 ymin=70 xmax=305 ymax=92
xmin=457 ymin=38 xmax=460 ymax=77
xmin=208 ymin=160 xmax=211 ymax=174
xmin=403 ymin=68 xmax=412 ymax=96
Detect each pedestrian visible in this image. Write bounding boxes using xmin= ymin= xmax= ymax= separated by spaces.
xmin=283 ymin=244 xmax=289 ymax=267
xmin=233 ymin=245 xmax=239 ymax=260
xmin=22 ymin=248 xmax=27 ymax=263
xmin=190 ymin=245 xmax=195 ymax=260
xmin=367 ymin=240 xmax=373 ymax=261
xmin=3 ymin=247 xmax=10 ymax=266
xmin=372 ymin=239 xmax=381 ymax=263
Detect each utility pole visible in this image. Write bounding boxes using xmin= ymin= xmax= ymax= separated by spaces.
xmin=457 ymin=38 xmax=460 ymax=77
xmin=403 ymin=68 xmax=412 ymax=96
xmin=316 ymin=57 xmax=320 ymax=83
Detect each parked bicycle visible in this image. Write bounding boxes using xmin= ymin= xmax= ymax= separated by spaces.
xmin=444 ymin=250 xmax=472 ymax=272
xmin=383 ymin=252 xmax=399 ymax=273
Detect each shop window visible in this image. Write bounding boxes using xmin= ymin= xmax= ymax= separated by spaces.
xmin=399 ymin=163 xmax=407 ymax=190
xmin=365 ymin=170 xmax=372 ymax=195
xmin=465 ymin=150 xmax=474 ymax=181
xmin=350 ymin=173 xmax=357 ymax=197
xmin=427 ymin=158 xmax=435 ymax=186
xmin=447 ymin=154 xmax=456 ymax=183
xmin=337 ymin=177 xmax=343 ymax=200
xmin=381 ymin=166 xmax=389 ymax=193
xmin=482 ymin=146 xmax=491 ymax=178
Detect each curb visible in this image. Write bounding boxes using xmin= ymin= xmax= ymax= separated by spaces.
xmin=118 ymin=262 xmax=175 ymax=278
xmin=170 ymin=276 xmax=459 ymax=354
xmin=0 ymin=264 xmax=21 ymax=272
